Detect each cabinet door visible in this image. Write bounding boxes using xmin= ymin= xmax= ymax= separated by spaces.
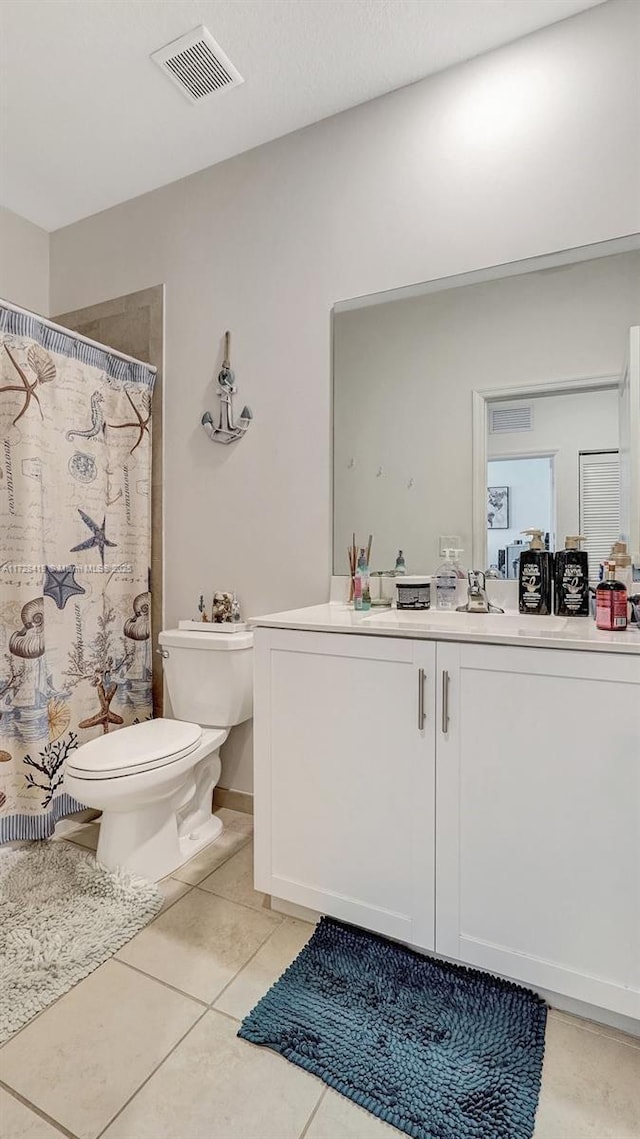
xmin=436 ymin=642 xmax=640 ymax=1018
xmin=254 ymin=629 xmax=436 ymax=948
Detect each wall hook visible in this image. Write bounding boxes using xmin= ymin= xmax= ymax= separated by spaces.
xmin=201 ymin=331 xmax=253 ymax=445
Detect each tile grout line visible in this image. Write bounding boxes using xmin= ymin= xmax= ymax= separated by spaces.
xmin=210 ymin=1005 xmax=242 ymax=1025
xmin=93 ymin=1007 xmax=210 ymax=1139
xmin=190 ymin=880 xmax=282 ymax=920
xmin=151 ymin=881 xmax=194 ymax=922
xmin=171 ymin=831 xmax=253 ymax=889
xmin=0 ymin=1080 xmax=79 ymax=1139
xmin=298 ymin=1086 xmax=329 ymax=1139
xmin=207 ymin=905 xmax=293 ymax=1009
xmin=208 ymin=914 xmax=288 ymax=1011
xmin=114 ymin=893 xmax=285 ymax=1009
xmin=95 ymin=998 xmax=311 ymax=1139
xmin=111 ymin=957 xmax=209 ymax=1007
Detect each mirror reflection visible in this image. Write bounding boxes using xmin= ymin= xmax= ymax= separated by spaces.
xmin=486 ymin=387 xmax=619 ymax=580
xmin=333 ymin=244 xmax=640 ymax=580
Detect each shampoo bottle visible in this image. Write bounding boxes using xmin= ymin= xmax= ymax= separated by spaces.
xmin=595 ymin=562 xmax=627 ymax=630
xmin=518 ymin=529 xmax=553 ymax=615
xmin=554 ymin=536 xmax=589 ymax=616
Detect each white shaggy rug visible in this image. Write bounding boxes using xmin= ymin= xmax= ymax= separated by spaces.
xmin=0 ymin=841 xmax=162 ymax=1042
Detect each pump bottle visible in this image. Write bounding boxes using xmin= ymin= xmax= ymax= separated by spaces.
xmin=518 ymin=529 xmax=553 ymax=615
xmin=554 ymin=536 xmax=589 ymax=616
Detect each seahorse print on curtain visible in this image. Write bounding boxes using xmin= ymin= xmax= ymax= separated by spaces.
xmin=0 ymin=303 xmax=156 ymax=841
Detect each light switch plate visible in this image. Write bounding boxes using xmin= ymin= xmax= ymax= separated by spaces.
xmin=439 ymin=535 xmax=462 ymax=557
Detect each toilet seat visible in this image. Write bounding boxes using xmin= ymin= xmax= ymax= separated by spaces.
xmin=66 ymin=718 xmax=207 ymax=780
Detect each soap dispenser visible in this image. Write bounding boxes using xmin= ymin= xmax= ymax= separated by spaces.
xmin=435 ymin=550 xmax=458 ymax=610
xmin=555 ymin=536 xmax=589 ymax=617
xmin=394 ymin=550 xmax=407 ymax=575
xmin=519 ymin=529 xmax=553 ymax=615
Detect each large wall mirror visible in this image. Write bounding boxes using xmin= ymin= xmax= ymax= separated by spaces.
xmin=332 ymin=237 xmax=640 ymax=580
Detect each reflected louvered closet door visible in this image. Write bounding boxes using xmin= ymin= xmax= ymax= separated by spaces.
xmin=579 ymin=450 xmax=620 ymax=580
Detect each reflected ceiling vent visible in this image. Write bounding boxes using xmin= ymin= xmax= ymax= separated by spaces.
xmin=488 ymin=404 xmax=533 ymax=433
xmin=151 ymin=26 xmax=244 ymax=104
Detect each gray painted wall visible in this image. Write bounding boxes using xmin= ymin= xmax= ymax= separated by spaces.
xmin=0 ymin=206 xmax=49 ymax=315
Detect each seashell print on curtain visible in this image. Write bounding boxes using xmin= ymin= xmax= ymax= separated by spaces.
xmin=0 ymin=303 xmax=156 ymax=840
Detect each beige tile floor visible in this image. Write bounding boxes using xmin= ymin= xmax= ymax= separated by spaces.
xmin=1 ymin=810 xmax=639 ymax=1139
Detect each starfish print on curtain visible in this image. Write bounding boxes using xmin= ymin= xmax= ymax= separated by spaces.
xmin=43 ymin=567 xmax=86 ymax=609
xmin=109 ymin=388 xmax=152 ymax=455
xmin=0 ymin=342 xmax=55 ymax=425
xmin=70 ymin=510 xmax=117 ymax=568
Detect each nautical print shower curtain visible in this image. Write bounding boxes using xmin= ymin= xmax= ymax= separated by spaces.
xmin=0 ymin=302 xmax=155 ymax=841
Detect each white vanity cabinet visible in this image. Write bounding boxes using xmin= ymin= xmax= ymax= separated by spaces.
xmin=253 ymin=629 xmax=437 ymax=949
xmin=436 ymin=642 xmax=640 ymax=1020
xmin=254 ymin=625 xmax=640 ymax=1020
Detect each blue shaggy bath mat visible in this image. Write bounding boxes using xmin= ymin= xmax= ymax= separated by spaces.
xmin=239 ymin=917 xmax=547 ymax=1139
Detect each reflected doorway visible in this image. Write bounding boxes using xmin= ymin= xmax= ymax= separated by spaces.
xmin=487 ymin=455 xmax=554 ymax=578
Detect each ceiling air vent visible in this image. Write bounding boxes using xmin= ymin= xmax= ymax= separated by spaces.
xmin=151 ymin=26 xmax=243 ymax=104
xmin=488 ymin=404 xmax=533 ymax=434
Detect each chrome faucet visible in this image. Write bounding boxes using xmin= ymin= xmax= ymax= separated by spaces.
xmin=457 ymin=570 xmax=504 ymax=614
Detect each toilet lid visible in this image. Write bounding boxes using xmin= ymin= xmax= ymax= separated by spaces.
xmin=66 ymin=718 xmax=203 ymax=777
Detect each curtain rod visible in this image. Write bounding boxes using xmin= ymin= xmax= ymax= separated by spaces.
xmin=0 ymin=296 xmax=158 ymax=374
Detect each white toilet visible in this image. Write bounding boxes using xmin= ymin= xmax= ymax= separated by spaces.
xmin=64 ymin=628 xmax=253 ymax=881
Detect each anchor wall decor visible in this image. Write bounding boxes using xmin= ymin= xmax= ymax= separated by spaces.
xmin=201 ymin=331 xmax=253 ymax=444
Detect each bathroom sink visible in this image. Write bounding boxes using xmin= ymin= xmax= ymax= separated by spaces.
xmin=363 ymin=610 xmax=568 ymax=635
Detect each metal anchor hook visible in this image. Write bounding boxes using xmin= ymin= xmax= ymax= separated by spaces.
xmin=201 ymin=330 xmax=253 ymax=444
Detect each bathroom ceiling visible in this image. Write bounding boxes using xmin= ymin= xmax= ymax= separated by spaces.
xmin=0 ymin=0 xmax=606 ymax=231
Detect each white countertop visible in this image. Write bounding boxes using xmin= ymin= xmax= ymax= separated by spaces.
xmin=251 ymin=602 xmax=640 ymax=654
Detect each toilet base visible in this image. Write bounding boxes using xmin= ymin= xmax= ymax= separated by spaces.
xmin=177 ymin=812 xmax=223 ymax=866
xmin=96 ymin=803 xmax=224 ymax=882
xmin=90 ymin=736 xmax=226 ymax=882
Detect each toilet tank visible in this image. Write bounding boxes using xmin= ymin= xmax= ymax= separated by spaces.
xmin=158 ymin=629 xmax=253 ymax=728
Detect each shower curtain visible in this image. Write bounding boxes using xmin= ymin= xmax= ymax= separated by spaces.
xmin=0 ymin=302 xmax=155 ymax=841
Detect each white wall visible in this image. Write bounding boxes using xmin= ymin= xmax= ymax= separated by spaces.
xmin=48 ymin=0 xmax=640 ymax=791
xmin=0 ymin=206 xmax=50 ymax=314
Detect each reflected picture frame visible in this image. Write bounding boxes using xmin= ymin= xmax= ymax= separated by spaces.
xmin=488 ymin=486 xmax=509 ymax=529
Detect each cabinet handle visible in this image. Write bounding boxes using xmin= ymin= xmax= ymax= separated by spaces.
xmin=417 ymin=668 xmax=426 ymax=730
xmin=441 ymin=670 xmax=450 ymax=734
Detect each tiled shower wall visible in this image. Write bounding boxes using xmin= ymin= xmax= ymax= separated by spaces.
xmin=54 ymin=286 xmax=164 ymax=715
